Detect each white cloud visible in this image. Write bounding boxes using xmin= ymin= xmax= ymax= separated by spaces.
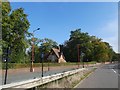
xmin=97 ymin=19 xmax=118 ymax=53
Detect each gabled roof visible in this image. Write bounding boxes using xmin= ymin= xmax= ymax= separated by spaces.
xmin=52 ymin=48 xmax=60 ymax=58
xmin=49 ymin=48 xmax=66 ymax=63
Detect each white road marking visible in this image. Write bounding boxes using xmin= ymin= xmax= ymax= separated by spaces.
xmin=112 ymin=69 xmax=117 ymax=74
xmin=112 ymin=69 xmax=120 ymax=76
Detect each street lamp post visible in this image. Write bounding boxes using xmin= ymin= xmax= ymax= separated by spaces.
xmin=4 ymin=47 xmax=9 ymax=84
xmin=48 ymin=58 xmax=50 ymax=71
xmin=30 ymin=28 xmax=40 ymax=72
xmin=83 ymin=59 xmax=84 ymax=68
xmin=77 ymin=44 xmax=80 ymax=68
xmin=41 ymin=53 xmax=44 ymax=77
xmin=87 ymin=59 xmax=88 ymax=67
xmin=81 ymin=52 xmax=85 ymax=68
xmin=48 ymin=51 xmax=51 ymax=71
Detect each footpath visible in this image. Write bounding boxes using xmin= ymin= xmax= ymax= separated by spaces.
xmin=0 ymin=63 xmax=104 ymax=75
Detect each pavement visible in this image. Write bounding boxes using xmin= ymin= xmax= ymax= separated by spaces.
xmin=75 ymin=63 xmax=119 ymax=88
xmin=1 ymin=65 xmax=80 ymax=85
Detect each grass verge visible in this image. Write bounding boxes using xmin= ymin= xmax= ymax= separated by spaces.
xmin=1 ymin=61 xmax=97 ymax=69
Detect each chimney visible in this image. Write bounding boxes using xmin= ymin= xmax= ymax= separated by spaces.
xmin=59 ymin=44 xmax=63 ymax=55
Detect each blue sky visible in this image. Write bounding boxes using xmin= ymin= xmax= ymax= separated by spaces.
xmin=10 ymin=2 xmax=118 ymax=52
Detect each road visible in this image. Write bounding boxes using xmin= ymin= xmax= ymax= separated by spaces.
xmin=2 ymin=64 xmax=93 ymax=85
xmin=1 ymin=64 xmax=97 ymax=85
xmin=1 ymin=67 xmax=77 ymax=84
xmin=76 ymin=63 xmax=119 ymax=88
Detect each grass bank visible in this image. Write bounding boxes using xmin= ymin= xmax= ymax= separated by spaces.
xmin=2 ymin=61 xmax=97 ymax=69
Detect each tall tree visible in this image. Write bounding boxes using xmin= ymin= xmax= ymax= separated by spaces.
xmin=2 ymin=1 xmax=30 ymax=63
xmin=63 ymin=29 xmax=115 ymax=62
xmin=40 ymin=38 xmax=58 ymax=53
xmin=63 ymin=29 xmax=92 ymax=62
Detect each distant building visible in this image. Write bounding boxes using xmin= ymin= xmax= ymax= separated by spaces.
xmin=47 ymin=48 xmax=66 ymax=63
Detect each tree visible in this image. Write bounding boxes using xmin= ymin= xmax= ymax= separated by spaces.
xmin=39 ymin=38 xmax=58 ymax=62
xmin=63 ymin=29 xmax=115 ymax=62
xmin=93 ymin=41 xmax=108 ymax=62
xmin=104 ymin=42 xmax=114 ymax=62
xmin=2 ymin=1 xmax=30 ymax=63
xmin=40 ymin=38 xmax=58 ymax=52
xmin=27 ymin=38 xmax=43 ymax=63
xmin=63 ymin=29 xmax=92 ymax=62
xmin=27 ymin=38 xmax=58 ymax=63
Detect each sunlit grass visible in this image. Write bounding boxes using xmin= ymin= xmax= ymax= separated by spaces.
xmin=2 ymin=61 xmax=97 ymax=69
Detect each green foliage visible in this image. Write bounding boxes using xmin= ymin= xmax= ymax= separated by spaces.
xmin=40 ymin=38 xmax=58 ymax=53
xmin=112 ymin=53 xmax=119 ymax=61
xmin=63 ymin=29 xmax=92 ymax=62
xmin=2 ymin=1 xmax=11 ymax=17
xmin=27 ymin=38 xmax=58 ymax=63
xmin=63 ymin=29 xmax=115 ymax=62
xmin=2 ymin=2 xmax=30 ymax=63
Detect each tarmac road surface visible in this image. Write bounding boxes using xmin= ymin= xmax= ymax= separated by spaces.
xmin=76 ymin=63 xmax=119 ymax=88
